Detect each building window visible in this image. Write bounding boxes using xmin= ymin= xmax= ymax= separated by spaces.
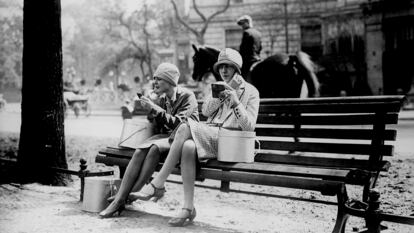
xmin=300 ymin=24 xmax=322 ymax=59
xmin=225 ymin=28 xmax=243 ymax=50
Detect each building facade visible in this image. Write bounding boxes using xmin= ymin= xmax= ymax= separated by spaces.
xmin=179 ymin=0 xmax=413 ymax=96
xmin=362 ymin=0 xmax=414 ymax=96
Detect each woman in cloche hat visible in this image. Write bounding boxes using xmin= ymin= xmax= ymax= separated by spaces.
xmin=99 ymin=63 xmax=199 ymax=218
xmin=135 ymin=48 xmax=260 ymax=226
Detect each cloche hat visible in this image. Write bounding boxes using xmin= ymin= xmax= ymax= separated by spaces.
xmin=153 ymin=62 xmax=180 ymax=86
xmin=213 ymin=48 xmax=243 ymax=74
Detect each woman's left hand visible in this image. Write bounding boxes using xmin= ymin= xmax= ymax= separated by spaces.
xmin=219 ymin=89 xmax=240 ymax=108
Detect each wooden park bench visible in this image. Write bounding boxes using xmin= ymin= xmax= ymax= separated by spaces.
xmin=96 ymin=95 xmax=411 ymax=232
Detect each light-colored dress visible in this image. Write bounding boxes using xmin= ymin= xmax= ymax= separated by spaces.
xmin=137 ymin=87 xmax=199 ymax=155
xmin=188 ymin=74 xmax=260 ymax=159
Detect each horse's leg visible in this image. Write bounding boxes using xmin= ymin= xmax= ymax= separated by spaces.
xmin=300 ymin=81 xmax=308 ymax=98
xmin=296 ymin=52 xmax=320 ymax=97
xmin=301 ymin=70 xmax=319 ymax=97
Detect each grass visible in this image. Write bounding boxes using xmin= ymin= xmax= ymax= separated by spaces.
xmin=0 ymin=132 xmax=119 ymax=183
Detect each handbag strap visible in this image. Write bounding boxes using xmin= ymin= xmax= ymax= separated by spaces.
xmin=207 ymin=88 xmax=246 ymax=125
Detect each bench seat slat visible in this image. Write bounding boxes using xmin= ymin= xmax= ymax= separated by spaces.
xmin=254 ymin=153 xmax=391 ymax=171
xmin=255 ymin=127 xmax=397 ymax=140
xmin=199 ymin=168 xmax=343 ymax=196
xmin=99 ymin=147 xmax=135 ymax=158
xmin=96 ymin=150 xmax=390 ymax=173
xmin=96 ymin=155 xmax=130 ymax=167
xmin=257 ymin=113 xmax=399 ymax=125
xmin=204 ymin=160 xmax=354 ymax=182
xmin=260 ymin=141 xmax=394 ymax=156
xmin=96 ymin=152 xmax=372 ymax=186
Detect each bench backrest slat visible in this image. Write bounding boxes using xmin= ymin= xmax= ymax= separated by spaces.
xmin=258 ymin=102 xmax=402 ymax=114
xmin=255 ymin=127 xmax=397 ymax=140
xmin=257 ymin=113 xmax=399 ymax=125
xmin=260 ymin=140 xmax=394 ymax=156
xmin=259 ymin=96 xmax=403 ymax=104
xmin=254 ymin=153 xmax=390 ymax=171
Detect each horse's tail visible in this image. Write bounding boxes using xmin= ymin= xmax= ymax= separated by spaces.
xmin=296 ymin=51 xmax=320 ymax=97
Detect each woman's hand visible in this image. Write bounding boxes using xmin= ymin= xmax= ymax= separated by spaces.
xmin=139 ymin=96 xmax=163 ymax=112
xmin=219 ymin=89 xmax=240 ymax=108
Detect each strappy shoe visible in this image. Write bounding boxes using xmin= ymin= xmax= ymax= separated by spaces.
xmin=168 ymin=208 xmax=197 ymax=227
xmin=107 ymin=195 xmax=133 ymax=205
xmin=107 ymin=195 xmax=116 ymax=203
xmin=133 ymin=183 xmax=166 ymax=202
xmin=98 ymin=200 xmax=125 ymax=218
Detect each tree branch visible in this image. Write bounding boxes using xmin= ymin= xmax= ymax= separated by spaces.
xmin=206 ymin=0 xmax=230 ymax=22
xmin=201 ymin=0 xmax=230 ymax=36
xmin=170 ymin=0 xmax=200 ymax=38
xmin=117 ymin=11 xmax=143 ymax=54
xmin=192 ymin=0 xmax=206 ymax=22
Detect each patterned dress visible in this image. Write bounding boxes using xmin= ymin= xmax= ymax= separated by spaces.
xmin=188 ymin=74 xmax=260 ymax=159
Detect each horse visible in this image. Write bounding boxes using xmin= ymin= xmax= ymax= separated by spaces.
xmin=191 ymin=44 xmax=320 ymax=98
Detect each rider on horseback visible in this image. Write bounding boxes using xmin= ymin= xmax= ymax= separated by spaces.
xmin=237 ymin=15 xmax=262 ymax=80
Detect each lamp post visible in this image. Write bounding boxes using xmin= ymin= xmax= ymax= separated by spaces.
xmin=284 ymin=0 xmax=289 ymax=54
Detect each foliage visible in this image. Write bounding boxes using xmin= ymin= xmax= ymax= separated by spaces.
xmin=98 ymin=0 xmax=179 ymax=82
xmin=0 ymin=1 xmax=22 ymax=89
xmin=0 ymin=0 xmax=184 ymax=92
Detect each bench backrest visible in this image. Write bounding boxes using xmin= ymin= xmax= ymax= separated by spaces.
xmin=199 ymin=96 xmax=404 ymax=172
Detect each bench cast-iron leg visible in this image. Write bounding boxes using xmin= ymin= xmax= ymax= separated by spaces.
xmin=332 ymin=185 xmax=349 ymax=233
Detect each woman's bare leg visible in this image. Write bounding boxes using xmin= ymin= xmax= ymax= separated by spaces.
xmin=113 ymin=148 xmax=148 ymax=202
xmin=150 ymin=124 xmax=192 ymax=188
xmin=167 ymin=139 xmax=197 ymax=225
xmin=99 ymin=148 xmax=148 ymax=216
xmin=180 ymin=139 xmax=197 ymax=210
xmin=129 ymin=145 xmax=161 ymax=193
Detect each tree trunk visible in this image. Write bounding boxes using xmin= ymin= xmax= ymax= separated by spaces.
xmin=18 ymin=0 xmax=68 ymax=185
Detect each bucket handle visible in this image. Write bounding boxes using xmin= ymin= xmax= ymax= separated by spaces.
xmin=109 ymin=179 xmax=117 ymax=197
xmin=254 ymin=138 xmax=261 ymax=156
xmin=118 ymin=126 xmax=149 ymax=147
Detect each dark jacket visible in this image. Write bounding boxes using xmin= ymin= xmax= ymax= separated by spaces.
xmin=239 ymin=27 xmax=262 ymax=63
xmin=149 ymin=86 xmax=199 ymax=134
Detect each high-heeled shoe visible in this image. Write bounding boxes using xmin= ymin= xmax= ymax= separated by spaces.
xmin=107 ymin=195 xmax=116 ymax=203
xmin=168 ymin=208 xmax=197 ymax=227
xmin=133 ymin=183 xmax=166 ymax=202
xmin=107 ymin=195 xmax=133 ymax=205
xmin=98 ymin=200 xmax=125 ymax=218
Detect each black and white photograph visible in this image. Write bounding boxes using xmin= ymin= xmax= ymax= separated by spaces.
xmin=0 ymin=0 xmax=413 ymax=232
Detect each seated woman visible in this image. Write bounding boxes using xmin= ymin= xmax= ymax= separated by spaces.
xmin=99 ymin=63 xmax=199 ymax=218
xmin=135 ymin=48 xmax=260 ymax=226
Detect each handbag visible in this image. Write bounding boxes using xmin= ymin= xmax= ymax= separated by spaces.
xmin=217 ymin=128 xmax=260 ymax=163
xmin=118 ymin=117 xmax=155 ymax=149
xmin=207 ymin=88 xmax=260 ymax=162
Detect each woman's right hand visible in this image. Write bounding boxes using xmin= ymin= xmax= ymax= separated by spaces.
xmin=219 ymin=89 xmax=239 ymax=108
xmin=139 ymin=96 xmax=162 ymax=112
